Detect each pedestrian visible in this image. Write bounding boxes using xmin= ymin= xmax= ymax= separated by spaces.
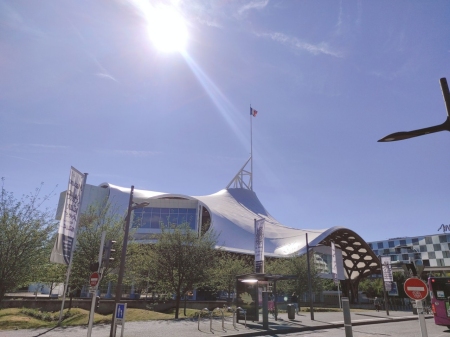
xmin=374 ymin=297 xmax=380 ymax=312
xmin=291 ymin=292 xmax=299 ymax=315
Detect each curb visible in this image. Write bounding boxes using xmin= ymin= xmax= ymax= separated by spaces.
xmin=224 ymin=315 xmax=427 ymax=337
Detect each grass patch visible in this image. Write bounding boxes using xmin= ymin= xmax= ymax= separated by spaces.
xmin=0 ymin=307 xmax=218 ymax=330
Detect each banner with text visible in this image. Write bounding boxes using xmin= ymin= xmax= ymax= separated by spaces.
xmin=50 ymin=167 xmax=85 ymax=265
xmin=381 ymin=255 xmax=393 ymax=291
xmin=254 ymin=218 xmax=265 ymax=273
xmin=331 ymin=242 xmax=338 ymax=284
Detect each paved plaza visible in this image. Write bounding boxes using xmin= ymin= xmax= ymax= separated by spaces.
xmin=0 ymin=309 xmax=430 ymax=337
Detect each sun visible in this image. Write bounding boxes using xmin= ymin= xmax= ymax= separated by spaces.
xmin=147 ymin=6 xmax=188 ymax=53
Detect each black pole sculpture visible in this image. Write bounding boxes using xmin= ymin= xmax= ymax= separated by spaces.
xmin=378 ymin=78 xmax=450 ymax=142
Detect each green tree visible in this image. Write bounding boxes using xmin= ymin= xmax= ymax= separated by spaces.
xmin=0 ymin=180 xmax=57 ymax=302
xmin=124 ymin=242 xmax=158 ymax=297
xmin=32 ymin=257 xmax=67 ymax=296
xmin=265 ymin=254 xmax=323 ymax=296
xmin=212 ymin=252 xmax=252 ymax=303
xmin=359 ymin=277 xmax=384 ymax=299
xmin=67 ymin=202 xmax=126 ymax=295
xmin=153 ymin=224 xmax=217 ymax=319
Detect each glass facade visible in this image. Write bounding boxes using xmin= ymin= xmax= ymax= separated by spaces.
xmin=368 ymin=233 xmax=450 ymax=271
xmin=132 ymin=207 xmax=197 ymax=230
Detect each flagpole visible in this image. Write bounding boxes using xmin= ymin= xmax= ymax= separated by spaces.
xmin=58 ymin=172 xmax=88 ymax=324
xmin=250 ymin=104 xmax=253 ymax=190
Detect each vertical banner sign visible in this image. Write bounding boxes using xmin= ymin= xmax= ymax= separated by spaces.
xmin=50 ymin=167 xmax=85 ymax=264
xmin=331 ymin=242 xmax=338 ymax=284
xmin=254 ymin=218 xmax=265 ymax=273
xmin=381 ymin=256 xmax=393 ymax=291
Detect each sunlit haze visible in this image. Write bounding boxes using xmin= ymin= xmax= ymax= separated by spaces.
xmin=147 ymin=5 xmax=188 ymax=52
xmin=1 ymin=1 xmax=450 ymax=243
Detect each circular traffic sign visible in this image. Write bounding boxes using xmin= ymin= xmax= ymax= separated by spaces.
xmin=90 ymin=272 xmax=100 ymax=287
xmin=404 ymin=277 xmax=428 ymax=300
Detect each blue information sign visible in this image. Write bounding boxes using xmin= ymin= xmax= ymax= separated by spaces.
xmin=116 ymin=304 xmax=125 ymax=319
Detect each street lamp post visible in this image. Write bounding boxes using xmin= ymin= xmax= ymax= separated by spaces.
xmin=306 ymin=233 xmax=314 ymax=321
xmin=378 ymin=78 xmax=450 ymax=142
xmin=109 ymin=186 xmax=149 ymax=337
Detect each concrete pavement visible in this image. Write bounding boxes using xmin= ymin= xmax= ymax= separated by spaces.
xmin=0 ymin=309 xmax=430 ymax=337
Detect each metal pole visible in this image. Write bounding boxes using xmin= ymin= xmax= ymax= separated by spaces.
xmin=109 ymin=186 xmax=134 ymax=337
xmin=87 ymin=231 xmax=106 ymax=337
xmin=342 ymin=297 xmax=353 ymax=337
xmin=338 ymin=281 xmax=342 ymax=310
xmin=416 ymin=300 xmax=429 ymax=337
xmin=306 ymin=233 xmax=314 ymax=320
xmin=378 ymin=255 xmax=390 ymax=316
xmin=250 ymin=104 xmax=253 ymax=191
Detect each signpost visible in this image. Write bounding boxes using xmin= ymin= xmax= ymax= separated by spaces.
xmin=113 ymin=303 xmax=127 ymax=337
xmin=404 ymin=278 xmax=428 ymax=337
xmin=87 ymin=232 xmax=105 ymax=337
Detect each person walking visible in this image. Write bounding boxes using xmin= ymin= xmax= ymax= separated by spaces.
xmin=374 ymin=297 xmax=380 ymax=312
xmin=291 ymin=292 xmax=299 ymax=315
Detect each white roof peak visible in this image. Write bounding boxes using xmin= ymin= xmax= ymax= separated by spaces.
xmin=226 ymin=156 xmax=252 ymax=190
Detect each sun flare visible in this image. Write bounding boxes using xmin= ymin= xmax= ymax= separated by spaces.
xmin=147 ymin=6 xmax=188 ymax=53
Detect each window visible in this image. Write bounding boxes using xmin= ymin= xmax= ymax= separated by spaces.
xmin=429 ymin=252 xmax=436 ymax=259
xmin=434 ymin=244 xmax=442 ymax=251
xmin=388 ymin=241 xmax=395 ymax=248
xmin=440 ymin=235 xmax=448 ymax=243
xmin=443 ymin=251 xmax=450 ymax=258
xmin=368 ymin=243 xmax=373 ymax=249
xmin=377 ymin=242 xmax=384 ymax=249
xmin=423 ymin=260 xmax=430 ymax=267
xmin=383 ymin=249 xmax=390 ymax=255
xmin=132 ymin=207 xmax=197 ymax=230
xmin=401 ymin=254 xmax=409 ymax=261
xmin=420 ymin=245 xmax=427 ymax=252
xmin=425 ymin=237 xmax=432 ymax=244
xmin=437 ymin=259 xmax=445 ymax=267
xmin=412 ymin=238 xmax=419 ymax=244
xmin=390 ymin=255 xmax=398 ymax=262
xmin=400 ymin=239 xmax=406 ymax=246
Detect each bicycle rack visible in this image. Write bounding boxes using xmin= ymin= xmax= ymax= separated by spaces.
xmin=212 ymin=307 xmax=225 ymax=331
xmin=235 ymin=307 xmax=247 ymax=328
xmin=197 ymin=308 xmax=211 ymax=331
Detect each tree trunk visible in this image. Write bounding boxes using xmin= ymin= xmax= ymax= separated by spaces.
xmin=0 ymin=285 xmax=6 ymax=303
xmin=184 ymin=294 xmax=187 ymax=316
xmin=174 ymin=292 xmax=181 ymax=319
xmin=68 ymin=288 xmax=73 ymax=311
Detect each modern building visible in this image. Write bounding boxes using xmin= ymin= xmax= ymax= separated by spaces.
xmin=367 ymin=233 xmax=450 ymax=275
xmin=57 ymin=158 xmax=379 ymax=299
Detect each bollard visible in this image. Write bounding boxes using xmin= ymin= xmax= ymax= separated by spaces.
xmin=262 ymin=291 xmax=269 ymax=330
xmin=342 ymin=297 xmax=353 ymax=337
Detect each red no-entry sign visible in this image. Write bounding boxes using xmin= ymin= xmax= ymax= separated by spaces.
xmin=90 ymin=272 xmax=100 ymax=287
xmin=404 ymin=278 xmax=428 ymax=300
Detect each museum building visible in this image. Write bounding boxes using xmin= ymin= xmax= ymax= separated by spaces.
xmin=56 ymin=159 xmax=380 ymax=300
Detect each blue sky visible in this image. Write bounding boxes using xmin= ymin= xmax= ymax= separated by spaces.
xmin=1 ymin=0 xmax=450 ymax=242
